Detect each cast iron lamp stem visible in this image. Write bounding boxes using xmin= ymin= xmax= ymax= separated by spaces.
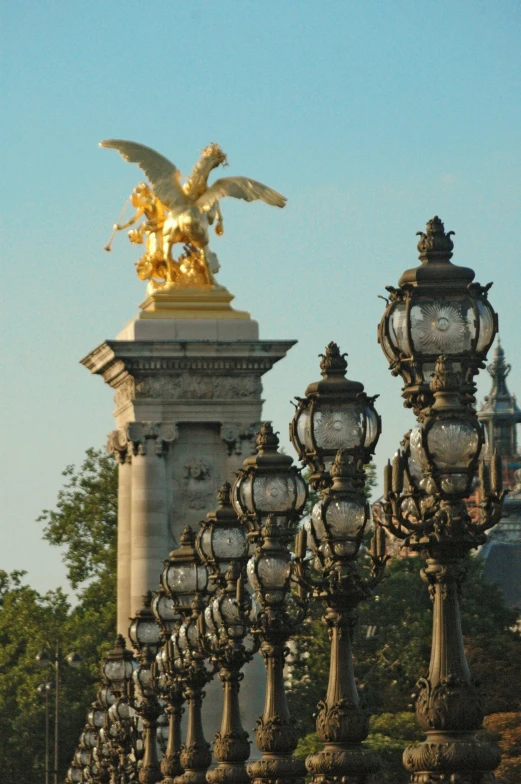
xmin=161 ymin=684 xmax=184 ymax=783
xmin=247 ymin=517 xmax=307 ymax=784
xmin=177 ymin=659 xmax=212 ymax=784
xmin=296 ymin=453 xmax=385 ymax=784
xmin=204 ymin=566 xmax=256 ymax=784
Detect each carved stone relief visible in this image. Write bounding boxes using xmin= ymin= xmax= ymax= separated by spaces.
xmin=220 ymin=421 xmax=258 ymax=456
xmin=113 ymin=376 xmax=135 ymax=409
xmin=183 ymin=457 xmax=215 ymax=510
xmin=134 ymin=374 xmax=262 ymax=401
xmin=126 ymin=421 xmax=178 ymax=456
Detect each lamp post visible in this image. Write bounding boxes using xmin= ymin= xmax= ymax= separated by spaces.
xmin=174 ymin=593 xmax=214 ymax=784
xmin=246 ymin=515 xmax=307 ymax=784
xmin=129 ymin=592 xmax=163 ymax=784
xmin=102 ymin=634 xmax=139 ymax=783
xmin=161 ymin=525 xmax=213 ymax=784
xmin=231 ymin=421 xmax=308 ymax=784
xmin=290 ymin=346 xmax=386 ymax=784
xmin=197 ymin=482 xmax=257 ymax=784
xmin=378 ymin=217 xmax=504 ymax=784
xmin=151 ymin=589 xmax=185 ymax=784
xmin=37 ymin=680 xmax=56 ymax=784
xmin=36 ymin=644 xmax=82 ymax=784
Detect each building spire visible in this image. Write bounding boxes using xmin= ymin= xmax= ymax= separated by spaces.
xmin=479 ymin=337 xmax=521 ymax=464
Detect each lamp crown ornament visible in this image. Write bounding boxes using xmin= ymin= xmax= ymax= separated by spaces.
xmin=416 ymin=215 xmax=455 ymax=263
xmin=255 ymin=421 xmax=280 ymax=453
xmin=180 ymin=525 xmax=196 ymax=546
xmin=319 ymin=341 xmax=348 ymax=377
xmin=216 ymin=481 xmax=232 ymax=507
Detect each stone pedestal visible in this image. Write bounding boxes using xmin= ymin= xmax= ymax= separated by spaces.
xmin=81 ymin=287 xmax=296 ymax=755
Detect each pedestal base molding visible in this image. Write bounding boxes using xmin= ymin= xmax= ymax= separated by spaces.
xmin=306 ymin=744 xmax=380 ymax=783
xmin=404 ymin=737 xmax=500 ymax=783
xmin=206 ymin=762 xmax=251 ymax=784
xmin=247 ymin=755 xmax=306 ymax=784
xmin=160 ymin=751 xmax=183 ymax=783
xmin=139 ymin=762 xmax=163 ymax=784
xmin=409 ymin=775 xmax=495 ymax=784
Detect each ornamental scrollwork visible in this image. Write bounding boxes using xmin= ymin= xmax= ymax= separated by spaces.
xmin=415 ymin=675 xmax=484 ymax=733
xmin=315 ymin=698 xmax=369 ymax=744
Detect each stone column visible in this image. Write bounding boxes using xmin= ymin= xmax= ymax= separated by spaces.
xmin=107 ymin=430 xmax=133 ymax=636
xmin=127 ymin=422 xmax=177 ymax=616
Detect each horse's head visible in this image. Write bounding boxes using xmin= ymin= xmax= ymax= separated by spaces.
xmin=201 ymin=143 xmax=228 ymax=168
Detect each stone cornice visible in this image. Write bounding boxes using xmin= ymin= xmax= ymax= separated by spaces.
xmin=81 ymin=339 xmax=297 ymax=387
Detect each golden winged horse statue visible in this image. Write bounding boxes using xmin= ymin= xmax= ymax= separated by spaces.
xmin=100 ymin=140 xmax=286 ymax=291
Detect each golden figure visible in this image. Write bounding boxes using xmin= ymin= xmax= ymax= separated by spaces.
xmin=100 ymin=140 xmax=286 ymax=292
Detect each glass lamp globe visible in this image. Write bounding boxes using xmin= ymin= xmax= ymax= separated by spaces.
xmin=379 ymin=217 xmax=497 ymax=410
xmin=128 ymin=591 xmax=161 ymax=654
xmin=152 ymin=589 xmax=181 ymax=636
xmin=81 ymin=727 xmax=98 ymax=750
xmin=97 ymin=686 xmax=115 ymax=710
xmin=211 ymin=566 xmax=249 ymax=640
xmin=232 ymin=422 xmax=307 ymax=532
xmin=68 ymin=765 xmax=83 ymax=784
xmin=133 ymin=662 xmax=154 ymax=698
xmin=197 ymin=482 xmax=249 ymax=582
xmin=290 ymin=343 xmax=381 ymax=487
xmin=247 ymin=517 xmax=292 ymax=606
xmin=410 ymin=418 xmax=482 ymax=498
xmin=307 ymin=450 xmax=369 ymax=562
xmin=87 ymin=702 xmax=105 ymax=730
xmin=178 ymin=616 xmax=201 ymax=660
xmin=108 ymin=698 xmax=136 ymax=723
xmin=102 ymin=635 xmax=135 ymax=696
xmin=161 ymin=526 xmax=208 ymax=612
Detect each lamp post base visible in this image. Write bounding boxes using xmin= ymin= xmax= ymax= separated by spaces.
xmin=404 ymin=733 xmax=500 ymax=784
xmin=306 ymin=743 xmax=380 ymax=784
xmin=207 ymin=761 xmax=250 ymax=784
xmin=247 ymin=755 xmax=306 ymax=784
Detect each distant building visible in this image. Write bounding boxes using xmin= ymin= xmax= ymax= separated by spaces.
xmin=478 ymin=340 xmax=521 ymax=608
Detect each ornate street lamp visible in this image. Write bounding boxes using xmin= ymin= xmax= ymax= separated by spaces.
xmin=161 ymin=526 xmax=208 ymax=613
xmin=129 ymin=592 xmax=163 ymax=784
xmin=197 ymin=485 xmax=258 ymax=784
xmin=232 ymin=422 xmax=307 ymax=536
xmin=196 ymin=482 xmax=249 ymax=585
xmin=378 ymin=215 xmax=497 ymax=414
xmin=102 ymin=635 xmax=136 ymax=700
xmin=294 ymin=450 xmax=386 ymax=784
xmin=246 ymin=515 xmax=307 ymax=784
xmin=290 ymin=343 xmax=381 ymax=488
xmin=174 ymin=594 xmax=214 ymax=784
xmin=161 ymin=526 xmax=212 ymax=784
xmin=151 ymin=589 xmax=185 ymax=784
xmin=201 ymin=563 xmax=257 ymax=784
xmin=378 ymin=218 xmax=505 ymax=784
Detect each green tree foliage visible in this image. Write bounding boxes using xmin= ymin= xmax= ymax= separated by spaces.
xmin=0 ymin=449 xmax=118 ymax=782
xmin=482 ymin=713 xmax=521 ymax=784
xmin=38 ymin=447 xmax=118 ymax=592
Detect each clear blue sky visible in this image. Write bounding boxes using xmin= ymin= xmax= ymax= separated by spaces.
xmin=2 ymin=1 xmax=520 ymax=595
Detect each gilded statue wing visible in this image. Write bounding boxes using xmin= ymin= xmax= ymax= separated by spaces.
xmin=99 ymin=139 xmax=187 ymax=209
xmin=196 ymin=177 xmax=287 ymax=211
